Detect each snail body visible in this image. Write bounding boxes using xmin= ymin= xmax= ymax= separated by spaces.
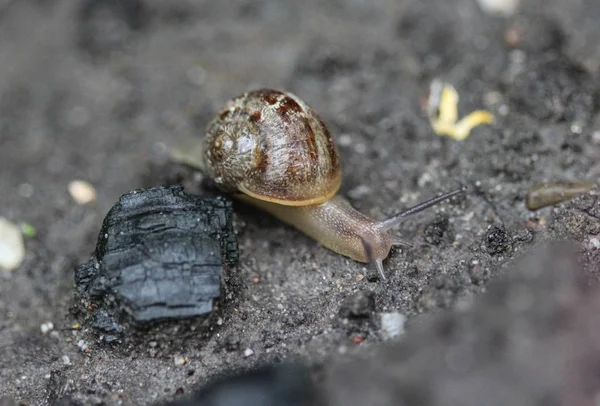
xmin=237 ymin=194 xmax=394 ymax=263
xmin=191 ymin=89 xmax=464 ymax=279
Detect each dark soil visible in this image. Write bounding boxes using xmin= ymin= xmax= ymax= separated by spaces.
xmin=1 ymin=0 xmax=599 ymax=405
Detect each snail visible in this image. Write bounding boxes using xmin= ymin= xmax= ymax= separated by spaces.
xmin=176 ymin=89 xmax=464 ymax=280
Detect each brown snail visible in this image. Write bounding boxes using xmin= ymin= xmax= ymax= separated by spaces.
xmin=180 ymin=89 xmax=464 ymax=280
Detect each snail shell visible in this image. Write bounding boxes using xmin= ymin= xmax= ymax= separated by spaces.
xmin=204 ymin=89 xmax=342 ymax=206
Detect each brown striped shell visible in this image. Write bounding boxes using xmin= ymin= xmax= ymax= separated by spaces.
xmin=203 ymin=89 xmax=342 ymax=206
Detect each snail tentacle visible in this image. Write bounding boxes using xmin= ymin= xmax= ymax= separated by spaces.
xmin=378 ymin=187 xmax=465 ymax=232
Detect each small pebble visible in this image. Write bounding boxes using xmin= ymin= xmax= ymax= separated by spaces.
xmin=590 ymin=238 xmax=600 ymax=250
xmin=243 ymin=348 xmax=254 ymax=357
xmin=68 ymin=180 xmax=97 ymax=205
xmin=0 ymin=217 xmax=25 ymax=271
xmin=355 ymin=274 xmax=364 ymax=282
xmin=592 ymin=131 xmax=600 ymax=145
xmin=174 ymin=354 xmax=187 ymax=367
xmin=62 ymin=355 xmax=71 ymax=365
xmin=77 ymin=339 xmax=89 ymax=352
xmin=40 ymin=322 xmax=54 ymax=334
xmin=477 ymin=0 xmax=519 ymax=16
xmin=570 ymin=124 xmax=583 ymax=134
xmin=380 ymin=312 xmax=406 ymax=340
xmin=351 ymin=335 xmax=364 ymax=344
xmin=338 ymin=134 xmax=353 ymax=147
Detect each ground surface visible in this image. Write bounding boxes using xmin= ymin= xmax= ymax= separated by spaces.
xmin=1 ymin=0 xmax=600 ymax=405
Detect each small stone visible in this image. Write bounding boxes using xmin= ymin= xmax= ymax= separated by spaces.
xmin=77 ymin=340 xmax=89 ymax=352
xmin=592 ymin=131 xmax=600 ymax=145
xmin=68 ymin=180 xmax=97 ymax=205
xmin=243 ymin=348 xmax=254 ymax=357
xmin=338 ymin=134 xmax=352 ymax=147
xmin=62 ymin=355 xmax=71 ymax=365
xmin=355 ymin=274 xmax=364 ymax=282
xmin=477 ymin=0 xmax=519 ymax=16
xmin=174 ymin=354 xmax=187 ymax=367
xmin=380 ymin=312 xmax=406 ymax=340
xmin=351 ymin=335 xmax=364 ymax=344
xmin=590 ymin=238 xmax=600 ymax=250
xmin=40 ymin=322 xmax=54 ymax=334
xmin=0 ymin=217 xmax=25 ymax=271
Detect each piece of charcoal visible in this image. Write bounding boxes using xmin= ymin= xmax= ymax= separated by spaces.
xmin=75 ymin=185 xmax=238 ymax=323
xmin=166 ymin=364 xmax=317 ymax=406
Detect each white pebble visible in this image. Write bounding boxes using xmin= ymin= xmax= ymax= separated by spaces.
xmin=243 ymin=348 xmax=254 ymax=357
xmin=62 ymin=355 xmax=71 ymax=365
xmin=380 ymin=312 xmax=406 ymax=340
xmin=40 ymin=322 xmax=54 ymax=334
xmin=173 ymin=354 xmax=187 ymax=367
xmin=570 ymin=124 xmax=583 ymax=134
xmin=0 ymin=217 xmax=25 ymax=271
xmin=477 ymin=0 xmax=520 ymax=16
xmin=77 ymin=339 xmax=88 ymax=352
xmin=68 ymin=180 xmax=97 ymax=205
xmin=591 ymin=238 xmax=600 ymax=250
xmin=338 ymin=134 xmax=353 ymax=147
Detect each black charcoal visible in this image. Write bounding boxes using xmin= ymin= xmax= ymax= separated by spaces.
xmin=167 ymin=364 xmax=316 ymax=406
xmin=75 ymin=185 xmax=238 ymax=323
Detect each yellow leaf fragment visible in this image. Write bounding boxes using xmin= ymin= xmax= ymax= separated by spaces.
xmin=427 ymin=80 xmax=495 ymax=141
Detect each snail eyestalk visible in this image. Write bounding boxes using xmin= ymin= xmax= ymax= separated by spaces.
xmin=360 ymin=236 xmax=387 ymax=281
xmin=378 ymin=187 xmax=465 ymax=232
